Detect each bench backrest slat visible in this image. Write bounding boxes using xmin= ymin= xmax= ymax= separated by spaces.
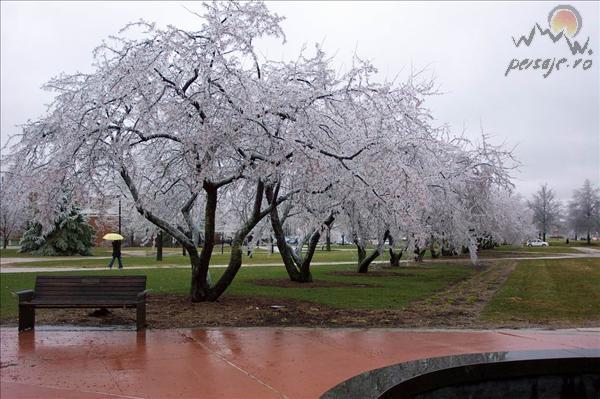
xmin=34 ymin=276 xmax=146 ymax=300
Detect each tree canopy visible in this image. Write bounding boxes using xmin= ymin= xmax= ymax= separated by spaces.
xmin=4 ymin=1 xmax=528 ymax=300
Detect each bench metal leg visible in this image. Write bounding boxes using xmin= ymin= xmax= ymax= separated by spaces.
xmin=136 ymin=302 xmax=146 ymax=330
xmin=19 ymin=305 xmax=35 ymax=332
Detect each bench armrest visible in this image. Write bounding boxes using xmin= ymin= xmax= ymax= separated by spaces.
xmin=137 ymin=289 xmax=151 ymax=300
xmin=15 ymin=289 xmax=34 ymax=302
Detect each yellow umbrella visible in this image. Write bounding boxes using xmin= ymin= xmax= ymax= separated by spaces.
xmin=103 ymin=233 xmax=124 ymax=241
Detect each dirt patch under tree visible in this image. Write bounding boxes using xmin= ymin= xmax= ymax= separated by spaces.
xmin=252 ymin=278 xmax=381 ymax=288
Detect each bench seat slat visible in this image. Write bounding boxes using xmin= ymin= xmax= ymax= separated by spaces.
xmin=35 ymin=287 xmax=144 ymax=293
xmin=35 ymin=287 xmax=144 ymax=296
xmin=33 ymin=294 xmax=142 ymax=302
xmin=36 ymin=283 xmax=146 ymax=288
xmin=35 ymin=279 xmax=144 ymax=282
xmin=24 ymin=302 xmax=140 ymax=308
xmin=37 ymin=274 xmax=146 ymax=281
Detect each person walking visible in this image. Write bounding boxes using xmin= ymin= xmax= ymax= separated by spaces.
xmin=108 ymin=239 xmax=123 ymax=269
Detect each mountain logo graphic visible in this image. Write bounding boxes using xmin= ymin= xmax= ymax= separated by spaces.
xmin=511 ymin=4 xmax=591 ymax=56
xmin=504 ymin=4 xmax=593 ymax=77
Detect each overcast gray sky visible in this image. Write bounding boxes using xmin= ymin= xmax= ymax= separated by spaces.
xmin=1 ymin=1 xmax=598 ymax=202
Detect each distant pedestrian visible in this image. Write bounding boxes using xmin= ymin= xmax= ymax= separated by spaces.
xmin=247 ymin=241 xmax=255 ymax=258
xmin=246 ymin=234 xmax=254 ymax=257
xmin=108 ymin=239 xmax=123 ymax=269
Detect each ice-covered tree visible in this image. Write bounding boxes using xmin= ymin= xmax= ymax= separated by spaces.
xmin=528 ymin=184 xmax=561 ymax=241
xmin=6 ymin=2 xmax=397 ymax=299
xmin=0 ymin=172 xmax=29 ymax=248
xmin=567 ymin=179 xmax=600 ymax=244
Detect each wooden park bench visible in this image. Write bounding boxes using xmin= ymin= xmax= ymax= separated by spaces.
xmin=17 ymin=275 xmax=149 ymax=331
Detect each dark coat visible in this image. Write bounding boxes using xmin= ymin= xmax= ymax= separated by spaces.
xmin=112 ymin=240 xmax=122 ymax=257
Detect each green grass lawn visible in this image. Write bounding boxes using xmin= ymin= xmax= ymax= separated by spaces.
xmin=0 ymin=263 xmax=473 ymax=321
xmin=482 ymin=257 xmax=600 ymax=323
xmin=551 ymin=239 xmax=599 ymax=247
xmin=488 ymin=244 xmax=580 ymax=254
xmin=480 ymin=239 xmax=599 ymax=255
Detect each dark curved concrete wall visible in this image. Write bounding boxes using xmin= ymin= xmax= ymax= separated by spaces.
xmin=320 ymin=349 xmax=600 ymax=399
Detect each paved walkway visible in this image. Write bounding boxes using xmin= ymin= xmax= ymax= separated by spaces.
xmin=1 ymin=327 xmax=598 ymax=398
xmin=0 ymin=260 xmax=371 ymax=273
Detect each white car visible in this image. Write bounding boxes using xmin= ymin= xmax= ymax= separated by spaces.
xmin=526 ymin=239 xmax=549 ymax=247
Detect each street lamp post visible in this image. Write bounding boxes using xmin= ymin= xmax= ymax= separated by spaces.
xmin=118 ymin=198 xmax=122 ymax=235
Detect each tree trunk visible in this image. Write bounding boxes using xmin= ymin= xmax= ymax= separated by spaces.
xmin=429 ymin=241 xmax=440 ymax=259
xmin=356 ymin=230 xmax=389 ymax=273
xmin=296 ymin=214 xmax=335 ymax=282
xmin=266 ymin=187 xmax=335 ymax=283
xmin=121 ymin=165 xmax=247 ymax=303
xmin=265 ymin=187 xmax=318 ymax=283
xmin=206 ymin=235 xmax=244 ymax=301
xmin=414 ymin=245 xmax=426 ymax=262
xmin=189 ymin=246 xmax=210 ymax=301
xmin=441 ymin=247 xmax=454 ymax=256
xmin=156 ymin=231 xmax=163 ymax=261
xmin=542 ymin=232 xmax=547 ymax=242
xmin=355 ymin=241 xmax=366 ymax=265
xmin=387 ymin=235 xmax=403 ymax=267
xmin=389 ymin=248 xmax=403 ymax=267
xmin=190 ymin=184 xmax=218 ymax=301
xmin=357 ymin=249 xmax=382 ymax=273
xmin=325 ymin=227 xmax=331 ymax=251
xmin=587 ymin=231 xmax=591 ymax=245
xmin=206 ymin=180 xmax=271 ymax=300
xmin=122 ymin=163 xmax=289 ymax=303
xmin=267 ymin=189 xmax=304 ymax=281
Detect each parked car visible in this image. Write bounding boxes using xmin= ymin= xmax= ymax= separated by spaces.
xmin=285 ymin=237 xmax=299 ymax=245
xmin=526 ymin=239 xmax=549 ymax=247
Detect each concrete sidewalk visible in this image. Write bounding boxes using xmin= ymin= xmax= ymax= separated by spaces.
xmin=1 ymin=327 xmax=598 ymax=398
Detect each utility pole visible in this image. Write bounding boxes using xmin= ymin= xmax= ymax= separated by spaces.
xmin=156 ymin=230 xmax=163 ymax=261
xmin=118 ymin=198 xmax=122 ymax=234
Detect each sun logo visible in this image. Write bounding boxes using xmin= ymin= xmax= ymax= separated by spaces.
xmin=548 ymin=5 xmax=582 ymax=38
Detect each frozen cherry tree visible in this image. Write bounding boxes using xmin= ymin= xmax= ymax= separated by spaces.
xmin=0 ymin=172 xmax=29 ymax=248
xmin=6 ymin=2 xmax=409 ymax=298
xmin=6 ymin=2 xmax=302 ymax=300
xmin=6 ymin=1 xmax=526 ymax=298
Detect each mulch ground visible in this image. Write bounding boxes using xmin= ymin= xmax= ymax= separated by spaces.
xmin=252 ymin=278 xmax=381 ymax=288
xmin=326 ymin=270 xmax=416 ymax=277
xmin=11 ymin=295 xmax=404 ymax=329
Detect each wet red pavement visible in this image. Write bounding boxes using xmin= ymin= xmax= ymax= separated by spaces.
xmin=1 ymin=327 xmax=598 ymax=398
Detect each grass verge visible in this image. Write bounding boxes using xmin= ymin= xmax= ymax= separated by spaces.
xmin=0 ymin=263 xmax=472 ymax=321
xmin=482 ymin=257 xmax=600 ymax=325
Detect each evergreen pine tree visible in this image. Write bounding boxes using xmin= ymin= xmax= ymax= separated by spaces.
xmin=19 ymin=205 xmax=95 ymax=256
xmin=19 ymin=222 xmax=45 ymax=253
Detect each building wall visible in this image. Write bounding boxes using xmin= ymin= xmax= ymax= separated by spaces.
xmin=86 ymin=215 xmax=119 ymax=246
